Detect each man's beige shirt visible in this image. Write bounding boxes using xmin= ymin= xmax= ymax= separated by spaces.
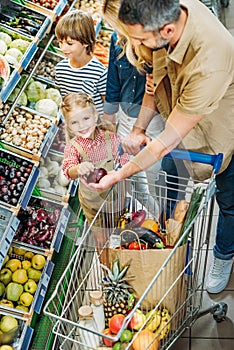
xmin=153 ymin=0 xmax=234 ymax=179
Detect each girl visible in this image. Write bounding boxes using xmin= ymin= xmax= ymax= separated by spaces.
xmin=55 ymin=10 xmax=107 ymax=115
xmin=61 ymin=92 xmax=129 ymax=225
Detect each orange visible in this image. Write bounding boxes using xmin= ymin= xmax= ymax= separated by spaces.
xmin=141 ymin=219 xmax=159 ymax=233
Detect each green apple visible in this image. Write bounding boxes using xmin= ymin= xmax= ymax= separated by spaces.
xmin=2 ymin=255 xmax=9 ymax=266
xmin=0 ymin=315 xmax=18 ymax=333
xmin=6 ymin=282 xmax=23 ymax=302
xmin=16 ymin=305 xmax=29 ymax=312
xmin=22 ymin=260 xmax=31 ymax=270
xmin=13 ymin=247 xmax=27 ymax=256
xmin=0 ymin=299 xmax=14 ymax=308
xmin=19 ymin=292 xmax=33 ymax=307
xmin=0 ymin=268 xmax=12 ymax=285
xmin=5 ymin=259 xmax=22 ymax=272
xmin=27 ymin=267 xmax=42 ymax=282
xmin=0 ymin=281 xmax=5 ymax=297
xmin=12 ymin=269 xmax=28 ymax=284
xmin=24 ymin=279 xmax=37 ymax=294
xmin=31 ymin=254 xmax=46 ymax=270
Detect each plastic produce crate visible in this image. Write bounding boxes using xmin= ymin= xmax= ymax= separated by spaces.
xmin=0 ymin=246 xmax=54 ymax=317
xmin=0 ymin=311 xmax=33 ymax=350
xmin=0 ymin=205 xmax=20 ymax=269
xmin=0 ymin=0 xmax=51 ymax=41
xmin=0 ymin=27 xmax=38 ymax=102
xmin=25 ymin=0 xmax=68 ymax=23
xmin=0 ymin=148 xmax=39 ymax=210
xmin=13 ymin=195 xmax=70 ymax=255
xmin=0 ymin=104 xmax=59 ymax=162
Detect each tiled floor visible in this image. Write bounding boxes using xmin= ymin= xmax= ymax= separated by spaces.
xmin=171 ymin=4 xmax=234 ymax=350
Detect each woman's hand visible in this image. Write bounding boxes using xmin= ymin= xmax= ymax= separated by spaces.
xmin=122 ymin=129 xmax=151 ymax=155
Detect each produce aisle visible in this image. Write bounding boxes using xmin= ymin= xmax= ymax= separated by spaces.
xmin=0 ymin=0 xmax=111 ymax=349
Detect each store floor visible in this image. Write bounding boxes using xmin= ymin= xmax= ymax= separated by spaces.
xmin=171 ymin=6 xmax=234 ymax=350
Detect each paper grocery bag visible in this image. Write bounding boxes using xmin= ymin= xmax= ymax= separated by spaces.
xmin=108 ymin=244 xmax=187 ymax=315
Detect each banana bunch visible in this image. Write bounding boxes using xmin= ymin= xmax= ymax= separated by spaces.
xmin=144 ymin=309 xmax=162 ymax=332
xmin=117 ymin=212 xmax=131 ymax=229
xmin=156 ymin=308 xmax=171 ymax=341
xmin=144 ymin=307 xmax=171 ymax=341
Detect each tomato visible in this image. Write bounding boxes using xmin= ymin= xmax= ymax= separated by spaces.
xmin=128 ymin=241 xmax=147 ymax=250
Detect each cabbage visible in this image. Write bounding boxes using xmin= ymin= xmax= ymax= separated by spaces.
xmin=0 ymin=32 xmax=12 ymax=46
xmin=10 ymin=39 xmax=30 ymax=54
xmin=17 ymin=74 xmax=34 ymax=89
xmin=8 ymin=88 xmax=28 ymax=106
xmin=45 ymin=88 xmax=62 ymax=106
xmin=26 ymin=81 xmax=46 ymax=102
xmin=35 ymin=99 xmax=58 ymax=117
xmin=5 ymin=48 xmax=23 ymax=65
xmin=0 ymin=40 xmax=7 ymax=55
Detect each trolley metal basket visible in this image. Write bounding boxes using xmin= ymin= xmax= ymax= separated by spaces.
xmin=44 ymin=150 xmax=228 ymax=350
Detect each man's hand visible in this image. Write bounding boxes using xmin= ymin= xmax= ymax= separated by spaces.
xmin=122 ymin=129 xmax=151 ymax=155
xmin=80 ymin=170 xmax=118 ymax=191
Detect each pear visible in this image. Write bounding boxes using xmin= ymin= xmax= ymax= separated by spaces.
xmin=0 ymin=268 xmax=12 ymax=285
xmin=12 ymin=269 xmax=28 ymax=284
xmin=22 ymin=260 xmax=31 ymax=270
xmin=5 ymin=259 xmax=22 ymax=272
xmin=0 ymin=315 xmax=18 ymax=333
xmin=0 ymin=282 xmax=5 ymax=297
xmin=27 ymin=267 xmax=42 ymax=282
xmin=31 ymin=254 xmax=46 ymax=270
xmin=6 ymin=282 xmax=23 ymax=302
xmin=19 ymin=292 xmax=33 ymax=307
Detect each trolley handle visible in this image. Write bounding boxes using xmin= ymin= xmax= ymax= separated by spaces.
xmin=118 ymin=145 xmax=223 ymax=174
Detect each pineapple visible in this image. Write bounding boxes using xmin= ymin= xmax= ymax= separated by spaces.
xmin=101 ymin=259 xmax=135 ymax=326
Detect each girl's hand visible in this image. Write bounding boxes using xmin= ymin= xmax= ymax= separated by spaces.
xmin=78 ymin=162 xmax=94 ymax=177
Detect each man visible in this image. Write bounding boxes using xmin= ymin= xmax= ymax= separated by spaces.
xmin=88 ymin=0 xmax=234 ymax=294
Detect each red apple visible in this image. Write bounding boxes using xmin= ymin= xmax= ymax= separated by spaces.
xmin=102 ymin=328 xmax=116 ymax=347
xmin=87 ymin=168 xmax=107 ymax=183
xmin=109 ymin=314 xmax=125 ymax=334
xmin=129 ymin=309 xmax=146 ymax=331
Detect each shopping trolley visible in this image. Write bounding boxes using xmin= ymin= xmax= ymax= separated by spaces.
xmin=43 ymin=150 xmax=228 ymax=350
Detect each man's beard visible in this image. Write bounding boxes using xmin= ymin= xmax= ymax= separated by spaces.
xmin=152 ymin=37 xmax=170 ymax=51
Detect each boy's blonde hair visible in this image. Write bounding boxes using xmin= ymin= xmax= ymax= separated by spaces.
xmin=61 ymin=92 xmax=114 ymax=142
xmin=102 ymin=0 xmax=153 ymax=73
xmin=55 ymin=10 xmax=96 ymax=55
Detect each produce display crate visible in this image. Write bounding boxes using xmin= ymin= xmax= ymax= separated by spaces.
xmin=25 ymin=0 xmax=68 ymax=23
xmin=0 ymin=311 xmax=33 ymax=350
xmin=13 ymin=195 xmax=71 ymax=255
xmin=0 ymin=104 xmax=59 ymax=162
xmin=0 ymin=148 xmax=39 ymax=211
xmin=0 ymin=0 xmax=51 ymax=41
xmin=27 ymin=48 xmax=64 ymax=82
xmin=0 ymin=206 xmax=20 ymax=269
xmin=0 ymin=27 xmax=38 ymax=102
xmin=37 ymin=150 xmax=78 ymax=203
xmin=0 ymin=245 xmax=54 ymax=317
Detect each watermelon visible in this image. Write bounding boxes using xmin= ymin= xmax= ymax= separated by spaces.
xmin=0 ymin=54 xmax=10 ymax=83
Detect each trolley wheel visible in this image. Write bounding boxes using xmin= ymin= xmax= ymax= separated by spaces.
xmin=212 ymin=302 xmax=228 ymax=322
xmin=220 ymin=0 xmax=229 ymax=8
